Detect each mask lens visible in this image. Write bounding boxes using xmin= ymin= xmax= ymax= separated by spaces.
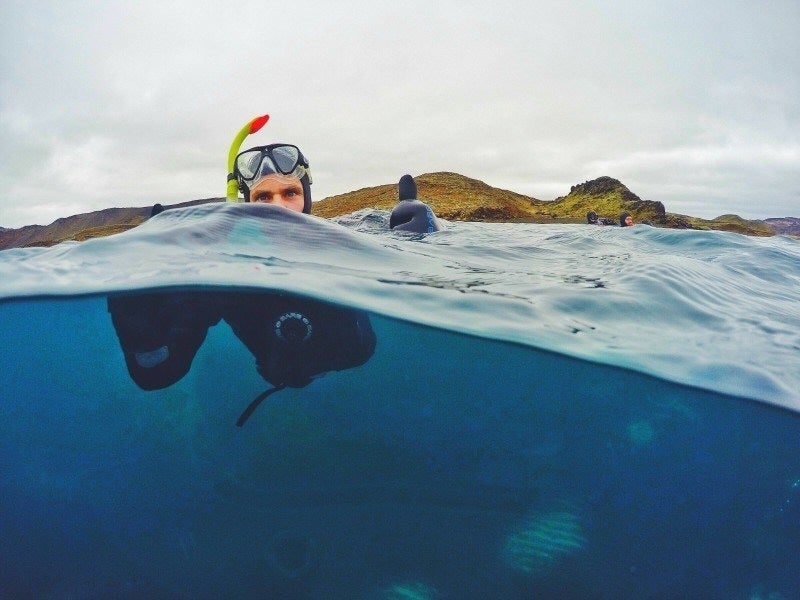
xmin=271 ymin=145 xmax=300 ymax=174
xmin=236 ymin=150 xmax=263 ymax=181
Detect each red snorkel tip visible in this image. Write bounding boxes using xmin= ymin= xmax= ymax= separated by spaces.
xmin=249 ymin=114 xmax=270 ymax=134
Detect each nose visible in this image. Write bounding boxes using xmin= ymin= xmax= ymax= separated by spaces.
xmin=272 ymin=194 xmax=293 ymax=208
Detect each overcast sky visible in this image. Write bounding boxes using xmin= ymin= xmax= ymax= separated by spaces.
xmin=1 ymin=0 xmax=798 ymax=228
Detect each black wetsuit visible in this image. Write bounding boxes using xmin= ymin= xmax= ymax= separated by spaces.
xmin=221 ymin=292 xmax=376 ymax=389
xmin=108 ymin=290 xmax=375 ymax=392
xmin=108 ymin=292 xmax=222 ymax=391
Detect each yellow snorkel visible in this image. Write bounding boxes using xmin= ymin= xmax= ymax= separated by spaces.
xmin=226 ymin=114 xmax=270 ymax=201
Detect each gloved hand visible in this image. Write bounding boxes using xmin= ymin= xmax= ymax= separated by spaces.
xmin=222 ymin=292 xmax=376 ymax=388
xmin=108 ymin=291 xmax=222 ymax=390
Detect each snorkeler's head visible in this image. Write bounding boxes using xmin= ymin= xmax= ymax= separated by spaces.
xmin=587 ymin=210 xmax=598 ymax=224
xmin=234 ymin=144 xmax=312 ymax=213
xmin=398 ymin=174 xmax=417 ymax=201
xmin=620 ymin=212 xmax=633 ymax=227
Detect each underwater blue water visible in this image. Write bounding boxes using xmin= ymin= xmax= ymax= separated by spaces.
xmin=1 ymin=203 xmax=799 ymax=598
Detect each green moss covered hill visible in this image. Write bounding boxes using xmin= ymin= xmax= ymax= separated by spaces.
xmin=0 ymin=174 xmax=787 ymax=250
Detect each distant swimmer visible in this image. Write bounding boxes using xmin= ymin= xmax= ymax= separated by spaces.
xmin=389 ymin=174 xmax=442 ymax=234
xmin=587 ymin=210 xmax=614 ymax=226
xmin=620 ymin=212 xmax=634 ymax=227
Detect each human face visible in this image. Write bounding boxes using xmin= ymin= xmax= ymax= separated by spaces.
xmin=249 ymin=174 xmax=304 ymax=212
xmin=625 ymin=216 xmax=634 ymax=226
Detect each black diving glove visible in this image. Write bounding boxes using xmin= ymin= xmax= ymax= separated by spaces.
xmin=108 ymin=291 xmax=223 ymax=390
xmin=222 ymin=292 xmax=376 ymax=389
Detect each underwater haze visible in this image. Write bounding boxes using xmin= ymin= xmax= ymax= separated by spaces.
xmin=1 ymin=204 xmax=799 ymax=599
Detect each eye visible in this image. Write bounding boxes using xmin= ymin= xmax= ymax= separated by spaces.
xmin=254 ymin=192 xmax=269 ymax=202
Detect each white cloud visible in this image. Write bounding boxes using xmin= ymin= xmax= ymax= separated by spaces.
xmin=1 ymin=0 xmax=798 ymax=227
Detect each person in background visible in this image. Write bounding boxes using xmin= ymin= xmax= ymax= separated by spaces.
xmin=390 ymin=174 xmax=442 ymax=233
xmin=620 ymin=212 xmax=634 ymax=227
xmin=587 ymin=210 xmax=617 ymax=226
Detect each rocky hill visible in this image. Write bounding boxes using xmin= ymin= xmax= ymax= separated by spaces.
xmin=0 ymin=174 xmax=784 ymax=250
xmin=0 ymin=198 xmax=220 ymax=249
xmin=763 ymin=217 xmax=800 ymax=236
xmin=313 ymin=172 xmax=543 ymax=221
xmin=316 ymin=173 xmax=776 ymax=236
xmin=537 ymin=176 xmax=668 ymax=225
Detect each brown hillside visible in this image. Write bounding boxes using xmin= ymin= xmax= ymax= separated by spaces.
xmin=684 ymin=214 xmax=775 ymax=236
xmin=314 ymin=173 xmax=669 ymax=225
xmin=0 ymin=198 xmax=221 ymax=250
xmin=313 ymin=172 xmax=544 ymax=221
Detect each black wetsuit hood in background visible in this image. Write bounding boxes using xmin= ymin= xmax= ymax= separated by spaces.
xmin=389 ymin=174 xmax=442 ymax=233
xmin=398 ymin=174 xmax=417 ymax=200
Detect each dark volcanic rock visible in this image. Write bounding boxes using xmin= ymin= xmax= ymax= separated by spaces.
xmin=570 ymin=176 xmax=627 ymax=196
